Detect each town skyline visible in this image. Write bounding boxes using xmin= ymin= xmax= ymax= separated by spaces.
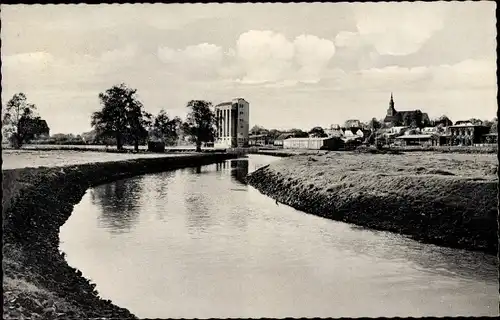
xmin=2 ymin=2 xmax=497 ymax=134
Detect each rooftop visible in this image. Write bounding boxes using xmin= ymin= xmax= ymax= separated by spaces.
xmin=285 ymin=137 xmax=333 ymax=141
xmin=396 ymin=134 xmax=435 ymax=139
xmin=215 ymin=102 xmax=232 ymax=107
xmin=449 ymin=123 xmax=487 ymax=128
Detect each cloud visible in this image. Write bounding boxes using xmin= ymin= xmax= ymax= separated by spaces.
xmin=431 ymin=59 xmax=496 ymax=90
xmin=351 ymin=2 xmax=447 ymax=56
xmin=293 ymin=35 xmax=336 ymax=83
xmin=100 ymin=45 xmax=138 ymax=64
xmin=2 ymin=52 xmax=54 ymax=72
xmin=334 ymin=31 xmax=365 ymax=48
xmin=235 ymin=30 xmax=295 ymax=84
xmin=233 ymin=30 xmax=336 ymax=84
xmin=157 ymin=43 xmax=224 ymax=80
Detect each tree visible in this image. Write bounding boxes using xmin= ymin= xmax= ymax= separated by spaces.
xmin=468 ymin=118 xmax=483 ymax=126
xmin=490 ymin=117 xmax=497 ymax=133
xmin=2 ymin=93 xmax=49 ymax=148
xmin=91 ymin=84 xmax=150 ymax=151
xmin=290 ymin=128 xmax=309 ymax=138
xmin=268 ymin=129 xmax=281 ymax=141
xmin=183 ymin=100 xmax=217 ymax=152
xmin=250 ymin=125 xmax=268 ymax=135
xmin=368 ymin=118 xmax=382 ymax=131
xmin=308 ymin=126 xmax=327 ymax=138
xmin=152 ymin=110 xmax=182 ymax=146
xmin=435 ymin=115 xmax=453 ymax=127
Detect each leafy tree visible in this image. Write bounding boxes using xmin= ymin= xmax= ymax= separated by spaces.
xmin=468 ymin=118 xmax=483 ymax=126
xmin=434 ymin=115 xmax=453 ymax=127
xmin=290 ymin=128 xmax=309 ymax=138
xmin=183 ymin=100 xmax=217 ymax=152
xmin=152 ymin=110 xmax=182 ymax=146
xmin=2 ymin=93 xmax=49 ymax=148
xmin=127 ymin=107 xmax=152 ymax=151
xmin=308 ymin=126 xmax=327 ymax=138
xmin=490 ymin=117 xmax=497 ymax=133
xmin=268 ymin=129 xmax=281 ymax=140
xmin=91 ymin=84 xmax=150 ymax=151
xmin=368 ymin=118 xmax=382 ymax=131
xmin=250 ymin=125 xmax=268 ymax=135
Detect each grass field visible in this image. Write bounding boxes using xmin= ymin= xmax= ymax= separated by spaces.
xmin=1 ymin=149 xmax=193 ymax=170
xmin=248 ymin=151 xmax=498 ymax=253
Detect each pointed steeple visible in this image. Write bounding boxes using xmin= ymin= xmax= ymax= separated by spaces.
xmin=387 ymin=92 xmax=396 ymax=117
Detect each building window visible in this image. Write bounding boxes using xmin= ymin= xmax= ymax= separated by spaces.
xmin=240 ymin=125 xmax=243 ymax=129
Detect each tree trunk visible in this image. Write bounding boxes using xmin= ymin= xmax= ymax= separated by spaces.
xmin=116 ymin=133 xmax=123 ymax=150
xmin=134 ymin=139 xmax=139 ymax=152
xmin=12 ymin=135 xmax=22 ymax=149
xmin=196 ymin=140 xmax=202 ymax=152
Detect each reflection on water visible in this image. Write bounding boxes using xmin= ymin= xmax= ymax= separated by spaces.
xmin=230 ymin=159 xmax=249 ymax=185
xmin=91 ymin=177 xmax=144 ymax=234
xmin=60 ymin=155 xmax=499 ymax=319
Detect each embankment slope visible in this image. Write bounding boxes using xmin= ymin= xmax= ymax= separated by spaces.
xmin=247 ymin=152 xmax=498 ymax=254
xmin=3 ymin=153 xmax=235 ymax=319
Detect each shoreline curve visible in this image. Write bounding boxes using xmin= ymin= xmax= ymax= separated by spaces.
xmin=247 ymin=153 xmax=498 ymax=256
xmin=3 ymin=153 xmax=236 ymax=319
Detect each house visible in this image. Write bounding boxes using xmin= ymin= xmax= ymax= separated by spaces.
xmin=383 ymin=93 xmax=430 ymax=127
xmin=421 ymin=127 xmax=438 ymax=134
xmin=483 ymin=133 xmax=498 ymax=144
xmin=341 ymin=128 xmax=365 ymax=142
xmin=395 ymin=134 xmax=439 ymax=146
xmin=283 ymin=137 xmax=344 ymax=150
xmin=447 ymin=123 xmax=490 ymax=146
xmin=249 ymin=134 xmax=269 ymax=146
xmin=273 ymin=133 xmax=294 ymax=147
xmin=344 ymin=119 xmax=362 ymax=128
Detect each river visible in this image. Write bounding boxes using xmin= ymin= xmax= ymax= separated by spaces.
xmin=59 ymin=154 xmax=498 ymax=318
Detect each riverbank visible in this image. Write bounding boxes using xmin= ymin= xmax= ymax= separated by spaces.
xmin=3 ymin=153 xmax=236 ymax=319
xmin=247 ymin=151 xmax=498 ymax=255
xmin=250 ymin=145 xmax=498 ymax=157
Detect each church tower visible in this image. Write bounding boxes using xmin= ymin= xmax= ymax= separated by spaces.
xmin=386 ymin=92 xmax=396 ymax=116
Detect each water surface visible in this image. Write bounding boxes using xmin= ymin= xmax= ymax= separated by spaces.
xmin=59 ymin=155 xmax=499 ymax=318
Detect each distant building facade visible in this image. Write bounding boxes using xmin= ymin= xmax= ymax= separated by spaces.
xmin=274 ymin=132 xmax=294 ymax=147
xmin=283 ymin=137 xmax=344 ymax=150
xmin=344 ymin=119 xmax=362 ymax=129
xmin=214 ymin=98 xmax=249 ymax=148
xmin=447 ymin=123 xmax=490 ymax=146
xmin=248 ymin=134 xmax=269 ymax=146
xmin=383 ymin=93 xmax=430 ymax=127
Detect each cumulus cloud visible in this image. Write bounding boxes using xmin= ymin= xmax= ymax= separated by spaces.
xmin=235 ymin=30 xmax=295 ymax=84
xmin=293 ymin=35 xmax=336 ymax=83
xmin=334 ymin=31 xmax=365 ymax=48
xmin=315 ymin=58 xmax=495 ymax=94
xmin=233 ymin=30 xmax=336 ymax=84
xmin=431 ymin=59 xmax=496 ymax=90
xmin=351 ymin=2 xmax=447 ymax=56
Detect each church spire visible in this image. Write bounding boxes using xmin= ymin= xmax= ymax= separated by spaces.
xmin=387 ymin=92 xmax=396 ymax=117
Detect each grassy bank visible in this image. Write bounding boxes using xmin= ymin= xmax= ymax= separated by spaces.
xmin=247 ymin=151 xmax=498 ymax=254
xmin=2 ymin=153 xmax=235 ymax=319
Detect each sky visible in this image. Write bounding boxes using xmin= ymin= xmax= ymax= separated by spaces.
xmin=1 ymin=2 xmax=497 ymax=134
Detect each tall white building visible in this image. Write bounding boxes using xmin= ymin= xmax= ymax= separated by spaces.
xmin=214 ymin=98 xmax=249 ymax=148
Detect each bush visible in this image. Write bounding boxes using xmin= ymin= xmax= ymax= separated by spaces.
xmin=147 ymin=141 xmax=165 ymax=153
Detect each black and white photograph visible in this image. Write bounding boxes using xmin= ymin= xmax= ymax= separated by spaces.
xmin=1 ymin=1 xmax=498 ymax=319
